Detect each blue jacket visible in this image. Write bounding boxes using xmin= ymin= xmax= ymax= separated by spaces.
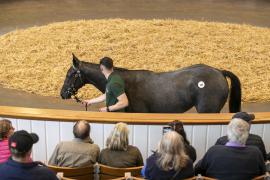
xmin=0 ymin=158 xmax=58 ymax=180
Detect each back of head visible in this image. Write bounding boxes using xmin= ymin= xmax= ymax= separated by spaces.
xmin=100 ymin=57 xmax=113 ymax=70
xmin=0 ymin=119 xmax=12 ymax=141
xmin=227 ymin=118 xmax=250 ymax=145
xmin=168 ymin=120 xmax=189 ymax=145
xmin=157 ymin=131 xmax=189 ymax=171
xmin=9 ymin=130 xmax=39 ymax=159
xmin=73 ymin=120 xmax=90 ymax=140
xmin=106 ymin=122 xmax=129 ymax=151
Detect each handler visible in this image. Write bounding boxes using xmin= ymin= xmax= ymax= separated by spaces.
xmin=83 ymin=57 xmax=129 ymax=112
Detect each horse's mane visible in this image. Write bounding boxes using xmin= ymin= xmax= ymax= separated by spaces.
xmin=81 ymin=60 xmax=152 ymax=72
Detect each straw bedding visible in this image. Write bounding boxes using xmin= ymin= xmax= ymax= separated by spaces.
xmin=0 ymin=19 xmax=269 ymax=102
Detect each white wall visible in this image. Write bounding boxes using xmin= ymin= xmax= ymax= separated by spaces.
xmin=3 ymin=118 xmax=270 ymax=163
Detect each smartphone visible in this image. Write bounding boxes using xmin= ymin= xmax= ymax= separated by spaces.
xmin=163 ymin=126 xmax=172 ymax=135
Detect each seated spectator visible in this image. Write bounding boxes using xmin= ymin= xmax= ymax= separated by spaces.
xmin=49 ymin=120 xmax=100 ymax=167
xmin=142 ymin=131 xmax=194 ymax=180
xmin=215 ymin=112 xmax=267 ymax=160
xmin=0 ymin=130 xmax=58 ymax=180
xmin=0 ymin=119 xmax=14 ymax=164
xmin=268 ymin=152 xmax=270 ymax=161
xmin=195 ymin=118 xmax=266 ymax=180
xmin=99 ymin=122 xmax=143 ymax=167
xmin=168 ymin=120 xmax=196 ymax=162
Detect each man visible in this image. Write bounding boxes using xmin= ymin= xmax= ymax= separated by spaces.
xmin=0 ymin=130 xmax=58 ymax=180
xmin=49 ymin=120 xmax=100 ymax=167
xmin=215 ymin=112 xmax=267 ymax=160
xmin=195 ymin=118 xmax=266 ymax=180
xmin=83 ymin=57 xmax=129 ymax=112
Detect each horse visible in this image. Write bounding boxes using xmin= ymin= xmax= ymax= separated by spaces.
xmin=60 ymin=54 xmax=241 ymax=113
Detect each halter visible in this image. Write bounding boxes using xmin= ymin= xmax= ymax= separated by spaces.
xmin=66 ymin=68 xmax=88 ymax=111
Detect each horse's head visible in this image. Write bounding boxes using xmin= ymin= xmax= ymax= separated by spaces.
xmin=60 ymin=54 xmax=85 ymax=99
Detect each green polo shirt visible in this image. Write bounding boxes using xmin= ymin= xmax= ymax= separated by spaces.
xmin=106 ymin=72 xmax=126 ymax=112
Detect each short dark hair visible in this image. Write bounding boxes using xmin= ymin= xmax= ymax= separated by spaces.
xmin=73 ymin=121 xmax=90 ymax=140
xmin=100 ymin=57 xmax=113 ymax=70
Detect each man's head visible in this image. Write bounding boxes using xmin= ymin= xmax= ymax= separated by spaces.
xmin=227 ymin=118 xmax=250 ymax=145
xmin=73 ymin=120 xmax=90 ymax=140
xmin=9 ymin=130 xmax=39 ymax=159
xmin=99 ymin=57 xmax=113 ymax=76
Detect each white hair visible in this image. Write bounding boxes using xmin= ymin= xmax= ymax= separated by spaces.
xmin=227 ymin=118 xmax=250 ymax=145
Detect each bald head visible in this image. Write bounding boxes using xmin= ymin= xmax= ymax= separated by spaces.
xmin=73 ymin=120 xmax=90 ymax=140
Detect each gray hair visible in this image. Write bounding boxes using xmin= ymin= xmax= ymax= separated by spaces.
xmin=227 ymin=118 xmax=250 ymax=145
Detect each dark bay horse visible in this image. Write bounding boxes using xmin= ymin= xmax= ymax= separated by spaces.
xmin=60 ymin=54 xmax=241 ymax=113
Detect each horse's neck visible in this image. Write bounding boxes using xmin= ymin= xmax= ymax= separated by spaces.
xmin=81 ymin=63 xmax=107 ymax=93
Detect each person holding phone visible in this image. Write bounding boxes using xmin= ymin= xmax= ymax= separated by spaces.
xmin=168 ymin=120 xmax=197 ymax=162
xmin=83 ymin=57 xmax=129 ymax=112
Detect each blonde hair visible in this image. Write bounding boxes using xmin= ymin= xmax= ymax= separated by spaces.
xmin=227 ymin=118 xmax=249 ymax=145
xmin=106 ymin=122 xmax=129 ymax=151
xmin=157 ymin=131 xmax=189 ymax=171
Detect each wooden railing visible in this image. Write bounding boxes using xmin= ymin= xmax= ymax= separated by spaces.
xmin=0 ymin=106 xmax=270 ymax=125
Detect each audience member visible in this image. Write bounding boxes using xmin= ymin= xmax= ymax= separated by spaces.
xmin=168 ymin=120 xmax=196 ymax=162
xmin=142 ymin=131 xmax=194 ymax=180
xmin=195 ymin=118 xmax=266 ymax=180
xmin=215 ymin=112 xmax=267 ymax=160
xmin=0 ymin=130 xmax=58 ymax=180
xmin=99 ymin=122 xmax=143 ymax=167
xmin=0 ymin=119 xmax=14 ymax=164
xmin=49 ymin=120 xmax=100 ymax=167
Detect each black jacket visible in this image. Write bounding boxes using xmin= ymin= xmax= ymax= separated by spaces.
xmin=195 ymin=145 xmax=266 ymax=180
xmin=215 ymin=133 xmax=267 ymax=161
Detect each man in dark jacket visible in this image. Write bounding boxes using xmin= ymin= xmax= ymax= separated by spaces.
xmin=195 ymin=117 xmax=266 ymax=180
xmin=0 ymin=130 xmax=58 ymax=180
xmin=215 ymin=112 xmax=267 ymax=160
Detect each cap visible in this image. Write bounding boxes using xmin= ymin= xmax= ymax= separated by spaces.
xmin=9 ymin=130 xmax=39 ymax=154
xmin=232 ymin=112 xmax=255 ymax=123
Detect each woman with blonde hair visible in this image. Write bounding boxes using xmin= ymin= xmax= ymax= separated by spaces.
xmin=143 ymin=131 xmax=194 ymax=180
xmin=98 ymin=122 xmax=143 ymax=167
xmin=0 ymin=119 xmax=15 ymax=164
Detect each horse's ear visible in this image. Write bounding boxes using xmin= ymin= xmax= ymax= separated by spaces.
xmin=72 ymin=53 xmax=80 ymax=69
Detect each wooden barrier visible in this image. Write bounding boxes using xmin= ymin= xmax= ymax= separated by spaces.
xmin=0 ymin=106 xmax=270 ymax=125
xmin=1 ymin=105 xmax=270 ymax=163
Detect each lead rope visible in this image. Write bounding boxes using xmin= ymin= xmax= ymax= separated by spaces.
xmin=73 ymin=95 xmax=88 ymax=111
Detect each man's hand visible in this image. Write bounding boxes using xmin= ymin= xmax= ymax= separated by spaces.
xmin=99 ymin=107 xmax=108 ymax=112
xmin=82 ymin=100 xmax=91 ymax=106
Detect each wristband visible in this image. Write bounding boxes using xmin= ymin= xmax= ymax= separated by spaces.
xmin=107 ymin=106 xmax=110 ymax=112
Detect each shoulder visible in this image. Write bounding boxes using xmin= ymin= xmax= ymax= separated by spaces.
xmin=111 ymin=74 xmax=124 ymax=83
xmin=248 ymin=134 xmax=263 ymax=141
xmin=128 ymin=145 xmax=140 ymax=151
xmin=216 ymin=136 xmax=228 ymax=144
xmin=33 ymin=163 xmax=58 ymax=177
xmin=146 ymin=153 xmax=158 ymax=163
xmin=100 ymin=148 xmax=110 ymax=154
xmin=245 ymin=145 xmax=262 ymax=153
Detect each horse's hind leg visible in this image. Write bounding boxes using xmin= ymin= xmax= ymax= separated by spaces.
xmin=195 ymin=97 xmax=226 ymax=113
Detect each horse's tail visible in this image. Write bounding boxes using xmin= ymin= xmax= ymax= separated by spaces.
xmin=221 ymin=70 xmax=242 ymax=113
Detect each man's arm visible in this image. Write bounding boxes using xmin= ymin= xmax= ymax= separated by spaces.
xmin=84 ymin=94 xmax=106 ymax=105
xmin=107 ymin=93 xmax=129 ymax=112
